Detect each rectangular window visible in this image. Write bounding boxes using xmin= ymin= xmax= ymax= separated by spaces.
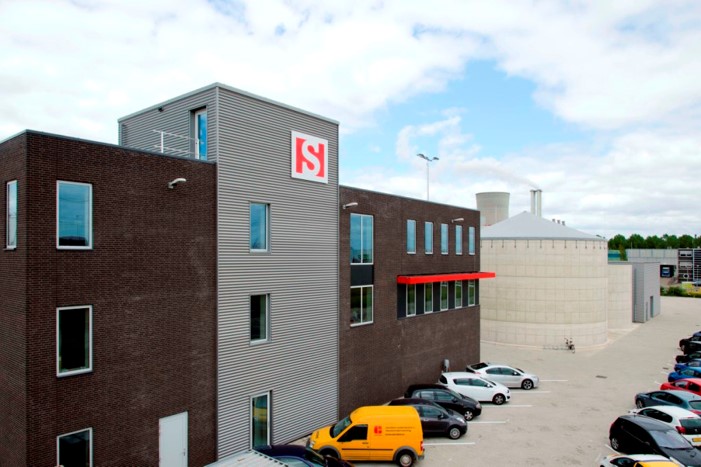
xmin=6 ymin=180 xmax=17 ymax=249
xmin=424 ymin=222 xmax=433 ymax=254
xmin=57 ymin=181 xmax=92 ymax=249
xmin=468 ymin=280 xmax=476 ymax=306
xmin=57 ymin=306 xmax=92 ymax=376
xmin=194 ymin=108 xmax=207 ymax=160
xmin=350 ymin=213 xmax=373 ymax=264
xmin=441 ymin=223 xmax=448 ymax=255
xmin=455 ymin=225 xmax=463 ymax=255
xmin=469 ymin=226 xmax=476 ymax=255
xmin=406 ymin=220 xmax=416 ymax=254
xmin=424 ymin=283 xmax=433 ymax=314
xmin=251 ymin=393 xmax=270 ymax=448
xmin=57 ymin=428 xmax=92 ymax=467
xmin=250 ymin=203 xmax=269 ymax=252
xmin=250 ymin=294 xmax=269 ymax=343
xmin=455 ymin=281 xmax=463 ymax=308
xmin=440 ymin=282 xmax=449 ymax=311
xmin=351 ymin=285 xmax=373 ymax=325
xmin=407 ymin=284 xmax=416 ymax=317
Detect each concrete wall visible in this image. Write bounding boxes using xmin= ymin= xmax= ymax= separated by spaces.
xmin=607 ymin=262 xmax=634 ymax=330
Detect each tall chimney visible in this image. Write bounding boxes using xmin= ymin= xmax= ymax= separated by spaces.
xmin=530 ymin=189 xmax=543 ymax=217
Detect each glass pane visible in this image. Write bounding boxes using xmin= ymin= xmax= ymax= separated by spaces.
xmin=456 ymin=282 xmax=463 ymax=307
xmin=441 ymin=224 xmax=448 ymax=254
xmin=196 ymin=111 xmax=207 ymax=160
xmin=425 ymin=222 xmax=433 ymax=253
xmin=350 ymin=214 xmax=362 ymax=263
xmin=58 ymin=429 xmax=90 ymax=467
xmin=425 ymin=284 xmax=433 ymax=313
xmin=350 ymin=287 xmax=361 ymax=324
xmin=252 ymin=394 xmax=269 ymax=447
xmin=407 ymin=285 xmax=416 ymax=316
xmin=250 ymin=204 xmax=268 ymax=251
xmin=250 ymin=295 xmax=268 ymax=341
xmin=362 ymin=216 xmax=373 ymax=263
xmin=455 ymin=225 xmax=462 ymax=255
xmin=407 ymin=220 xmax=416 ymax=253
xmin=362 ymin=287 xmax=373 ymax=323
xmin=7 ymin=181 xmax=17 ymax=248
xmin=441 ymin=282 xmax=448 ymax=310
xmin=469 ymin=226 xmax=475 ymax=255
xmin=468 ymin=281 xmax=476 ymax=306
xmin=58 ymin=308 xmax=89 ymax=373
xmin=58 ymin=182 xmax=91 ymax=247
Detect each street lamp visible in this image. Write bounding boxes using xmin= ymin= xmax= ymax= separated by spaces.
xmin=416 ymin=153 xmax=439 ymax=200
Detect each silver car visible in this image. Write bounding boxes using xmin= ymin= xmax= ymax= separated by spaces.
xmin=465 ymin=362 xmax=540 ymax=390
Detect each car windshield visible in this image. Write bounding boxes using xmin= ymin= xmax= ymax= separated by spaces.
xmin=470 ymin=362 xmax=488 ymax=370
xmin=688 ymin=401 xmax=701 ymax=410
xmin=331 ymin=416 xmax=352 ymax=438
xmin=304 ymin=447 xmax=328 ymax=465
xmin=681 ymin=418 xmax=701 ymax=429
xmin=650 ymin=429 xmax=692 ymax=449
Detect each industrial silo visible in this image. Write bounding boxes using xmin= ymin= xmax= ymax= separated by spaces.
xmin=476 ymin=192 xmax=510 ymax=226
xmin=479 ymin=211 xmax=609 ymax=348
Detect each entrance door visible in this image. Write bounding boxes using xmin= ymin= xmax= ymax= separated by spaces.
xmin=160 ymin=412 xmax=188 ymax=467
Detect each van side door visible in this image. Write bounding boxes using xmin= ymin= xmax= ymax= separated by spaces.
xmin=337 ymin=424 xmax=371 ymax=461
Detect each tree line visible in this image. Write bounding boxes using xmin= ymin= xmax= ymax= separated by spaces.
xmin=608 ymin=234 xmax=701 ymax=250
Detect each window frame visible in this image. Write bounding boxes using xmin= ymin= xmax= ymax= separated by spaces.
xmin=440 ymin=281 xmax=449 ymax=311
xmin=6 ymin=180 xmax=17 ymax=249
xmin=57 ymin=427 xmax=93 ymax=467
xmin=193 ymin=107 xmax=207 ymax=160
xmin=406 ymin=219 xmax=416 ymax=254
xmin=455 ymin=225 xmax=463 ymax=255
xmin=250 ymin=293 xmax=270 ymax=344
xmin=468 ymin=280 xmax=476 ymax=306
xmin=350 ymin=213 xmax=374 ymax=264
xmin=406 ymin=284 xmax=416 ymax=317
xmin=424 ymin=221 xmax=433 ymax=254
xmin=56 ymin=305 xmax=93 ymax=377
xmin=56 ymin=181 xmax=93 ymax=250
xmin=440 ymin=223 xmax=448 ymax=255
xmin=468 ymin=226 xmax=476 ymax=255
xmin=455 ymin=281 xmax=463 ymax=308
xmin=424 ymin=283 xmax=433 ymax=314
xmin=250 ymin=202 xmax=270 ymax=253
xmin=350 ymin=285 xmax=373 ymax=326
xmin=251 ymin=392 xmax=271 ymax=448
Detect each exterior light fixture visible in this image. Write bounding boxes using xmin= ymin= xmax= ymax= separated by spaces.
xmin=342 ymin=202 xmax=359 ymax=210
xmin=451 ymin=217 xmax=464 ymax=223
xmin=416 ymin=153 xmax=439 ymax=201
xmin=168 ymin=178 xmax=187 ymax=189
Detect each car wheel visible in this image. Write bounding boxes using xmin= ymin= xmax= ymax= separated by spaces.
xmin=521 ymin=379 xmax=534 ymax=390
xmin=448 ymin=426 xmax=462 ymax=440
xmin=610 ymin=436 xmax=622 ymax=451
xmin=493 ymin=393 xmax=506 ymax=405
xmin=635 ymin=399 xmax=644 ymax=408
xmin=320 ymin=448 xmax=338 ymax=458
xmin=396 ymin=450 xmax=415 ymax=467
xmin=464 ymin=409 xmax=475 ymax=421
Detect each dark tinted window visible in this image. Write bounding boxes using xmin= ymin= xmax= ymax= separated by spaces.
xmin=339 ymin=425 xmax=368 ymax=442
xmin=650 ymin=429 xmax=691 ymax=448
xmin=680 ymin=418 xmax=701 ymax=430
xmin=434 ymin=391 xmax=454 ymax=402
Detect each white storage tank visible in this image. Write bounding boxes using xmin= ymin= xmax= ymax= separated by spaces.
xmin=476 ymin=192 xmax=510 ymax=226
xmin=480 ymin=212 xmax=609 ymax=348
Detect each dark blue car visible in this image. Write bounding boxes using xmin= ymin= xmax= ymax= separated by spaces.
xmin=669 ymin=367 xmax=701 ymax=382
xmin=674 ymin=360 xmax=701 ymax=372
xmin=255 ymin=444 xmax=353 ymax=467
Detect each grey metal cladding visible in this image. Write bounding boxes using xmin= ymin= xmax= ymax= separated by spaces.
xmin=118 ymin=88 xmax=218 ymax=162
xmin=215 ymin=87 xmax=339 ymax=457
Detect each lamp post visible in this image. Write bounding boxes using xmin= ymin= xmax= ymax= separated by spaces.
xmin=416 ymin=153 xmax=439 ymax=200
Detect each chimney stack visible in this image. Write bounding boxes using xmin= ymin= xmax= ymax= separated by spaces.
xmin=530 ymin=189 xmax=542 ymax=217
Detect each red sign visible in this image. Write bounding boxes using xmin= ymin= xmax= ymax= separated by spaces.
xmin=374 ymin=425 xmax=382 ymax=435
xmin=291 ymin=131 xmax=328 ymax=184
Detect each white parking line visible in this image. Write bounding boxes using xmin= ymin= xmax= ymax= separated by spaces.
xmin=470 ymin=420 xmax=508 ymax=424
xmin=425 ymin=442 xmax=476 ymax=446
xmin=540 ymin=379 xmax=567 ymax=382
xmin=491 ymin=404 xmax=533 ymax=408
xmin=517 ymin=390 xmax=551 ymax=394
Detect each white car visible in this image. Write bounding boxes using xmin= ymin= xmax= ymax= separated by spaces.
xmin=599 ymin=453 xmax=679 ymax=467
xmin=465 ymin=362 xmax=540 ymax=390
xmin=438 ymin=372 xmax=511 ymax=405
xmin=629 ymin=405 xmax=701 ymax=447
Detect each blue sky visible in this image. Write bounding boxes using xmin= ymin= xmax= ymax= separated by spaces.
xmin=2 ymin=0 xmax=701 ymax=238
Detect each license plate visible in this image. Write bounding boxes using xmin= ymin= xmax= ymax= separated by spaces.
xmin=693 ymin=437 xmax=701 ymax=442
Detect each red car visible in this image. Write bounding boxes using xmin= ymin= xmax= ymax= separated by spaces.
xmin=661 ymin=378 xmax=701 ymax=396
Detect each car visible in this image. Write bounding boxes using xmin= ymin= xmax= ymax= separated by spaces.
xmin=635 ymin=390 xmax=701 ymax=415
xmin=599 ymin=453 xmax=680 ymax=467
xmin=661 ymin=378 xmax=701 ymax=397
xmin=676 ymin=352 xmax=701 ymax=364
xmin=255 ymin=444 xmax=354 ymax=467
xmin=404 ymin=384 xmax=482 ymax=420
xmin=680 ymin=336 xmax=701 ymax=354
xmin=465 ymin=362 xmax=540 ymax=390
xmin=674 ymin=360 xmax=701 ymax=372
xmin=609 ymin=414 xmax=701 ymax=466
xmin=669 ymin=367 xmax=701 ymax=382
xmin=629 ymin=405 xmax=701 ymax=447
xmin=386 ymin=398 xmax=467 ymax=439
xmin=438 ymin=372 xmax=511 ymax=405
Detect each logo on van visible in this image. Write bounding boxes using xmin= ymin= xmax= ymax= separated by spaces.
xmin=291 ymin=131 xmax=328 ymax=184
xmin=373 ymin=425 xmax=383 ymax=435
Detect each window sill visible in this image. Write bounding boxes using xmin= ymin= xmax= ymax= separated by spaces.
xmin=4 ymin=246 xmax=17 ymax=251
xmin=350 ymin=321 xmax=373 ymax=327
xmin=57 ymin=368 xmax=92 ymax=378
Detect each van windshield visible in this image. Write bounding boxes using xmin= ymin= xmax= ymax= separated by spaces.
xmin=331 ymin=416 xmax=352 ymax=438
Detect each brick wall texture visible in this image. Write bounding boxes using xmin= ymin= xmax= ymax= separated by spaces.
xmin=338 ymin=186 xmax=482 ymax=416
xmin=0 ymin=132 xmax=217 ymax=466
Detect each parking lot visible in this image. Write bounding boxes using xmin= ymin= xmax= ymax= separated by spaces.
xmin=340 ymin=296 xmax=701 ymax=466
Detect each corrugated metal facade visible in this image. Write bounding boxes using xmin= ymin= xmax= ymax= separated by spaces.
xmin=119 ymin=84 xmax=339 ymax=458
